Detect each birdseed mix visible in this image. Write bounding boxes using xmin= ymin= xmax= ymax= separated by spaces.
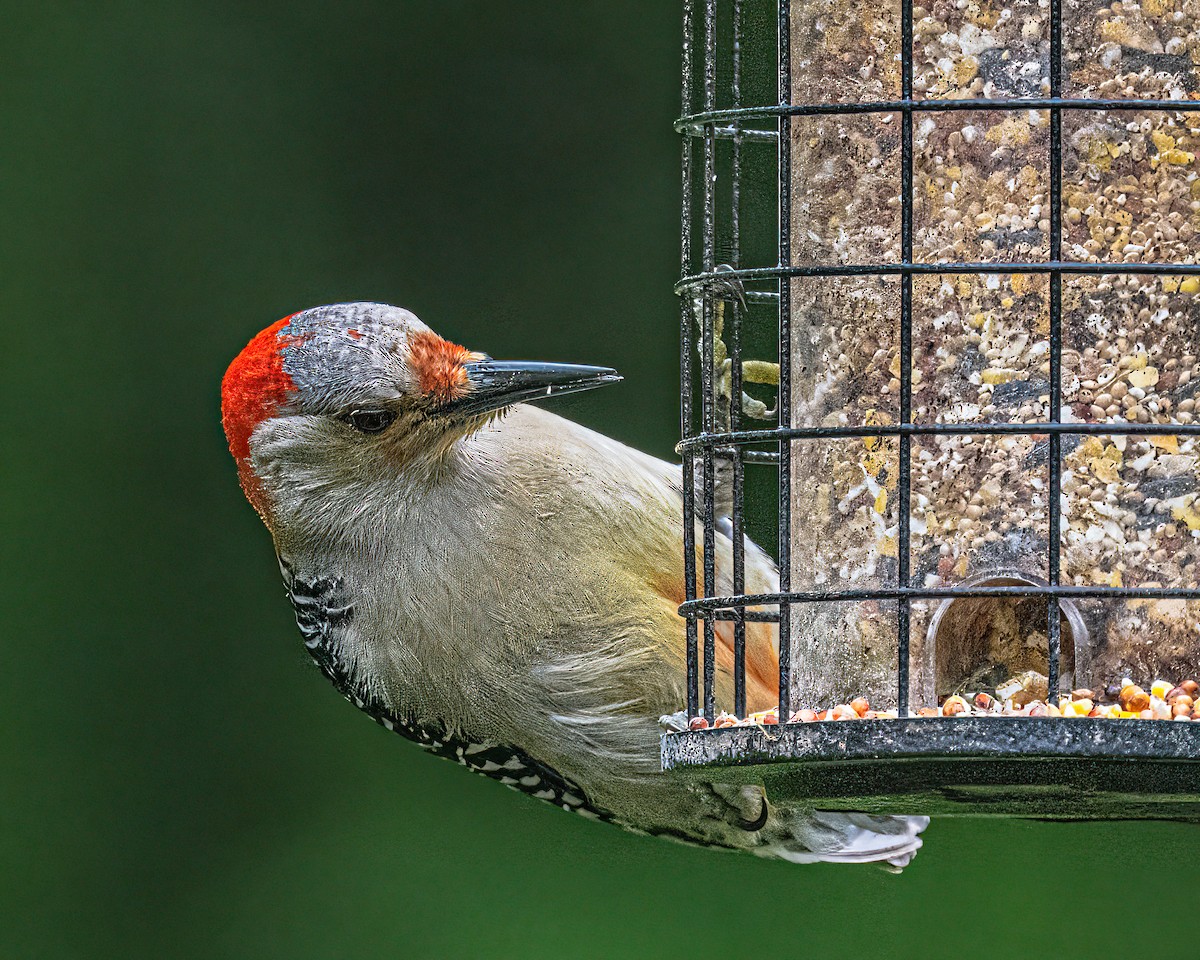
xmin=783 ymin=0 xmax=1200 ymax=706
xmin=664 ymin=675 xmax=1200 ymax=729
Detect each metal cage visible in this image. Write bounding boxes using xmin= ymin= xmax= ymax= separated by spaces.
xmin=665 ymin=0 xmax=1200 ymax=816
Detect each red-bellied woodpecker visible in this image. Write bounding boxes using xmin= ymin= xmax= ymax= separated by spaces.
xmin=221 ymin=302 xmax=927 ymax=866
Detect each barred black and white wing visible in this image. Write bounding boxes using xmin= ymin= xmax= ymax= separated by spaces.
xmin=278 ymin=555 xmax=612 ymax=822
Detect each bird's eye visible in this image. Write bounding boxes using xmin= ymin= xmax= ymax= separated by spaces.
xmin=344 ymin=408 xmax=396 ymax=434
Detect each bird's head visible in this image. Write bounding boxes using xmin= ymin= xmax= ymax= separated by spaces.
xmin=221 ymin=302 xmax=620 ymax=524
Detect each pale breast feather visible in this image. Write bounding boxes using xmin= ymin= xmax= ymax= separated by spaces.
xmin=277 ymin=555 xmax=612 ymax=822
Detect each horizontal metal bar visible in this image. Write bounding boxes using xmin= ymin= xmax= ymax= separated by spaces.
xmin=677 ymin=260 xmax=1200 ymax=294
xmin=680 ymin=583 xmax=1200 ymax=617
xmin=684 ymin=284 xmax=779 ymax=301
xmin=676 ymin=96 xmax=1200 ymax=133
xmin=710 ymin=447 xmax=779 ymax=463
xmin=676 ymin=122 xmax=778 ymax=142
xmin=680 ymin=420 xmax=1200 ymax=451
xmin=707 ymin=609 xmax=782 ymax=622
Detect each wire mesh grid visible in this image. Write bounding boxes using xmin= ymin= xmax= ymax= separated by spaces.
xmin=677 ymin=0 xmax=1200 ymax=725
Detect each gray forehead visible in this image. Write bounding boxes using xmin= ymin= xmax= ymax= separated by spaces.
xmin=281 ymin=302 xmax=431 ymax=408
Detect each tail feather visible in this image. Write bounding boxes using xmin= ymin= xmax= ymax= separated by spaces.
xmin=757 ymin=807 xmax=929 ymax=869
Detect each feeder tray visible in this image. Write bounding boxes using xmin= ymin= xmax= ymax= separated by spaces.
xmin=669 ymin=0 xmax=1200 ymax=817
xmin=663 ymin=719 xmax=1200 ymax=818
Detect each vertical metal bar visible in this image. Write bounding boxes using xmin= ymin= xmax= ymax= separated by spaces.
xmin=730 ymin=0 xmax=747 ymax=719
xmin=680 ymin=0 xmax=699 ymax=720
xmin=1047 ymin=0 xmax=1064 ymax=701
xmin=701 ymin=0 xmax=718 ymax=722
xmin=896 ymin=0 xmax=914 ymax=716
xmin=777 ymin=0 xmax=793 ymax=722
xmin=731 ymin=0 xmax=742 ymax=262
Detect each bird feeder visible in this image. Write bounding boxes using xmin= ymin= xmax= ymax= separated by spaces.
xmin=665 ymin=0 xmax=1200 ymax=816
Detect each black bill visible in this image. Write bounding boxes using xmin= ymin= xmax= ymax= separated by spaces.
xmin=448 ymin=360 xmax=622 ymax=417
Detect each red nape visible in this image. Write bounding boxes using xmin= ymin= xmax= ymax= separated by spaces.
xmin=409 ymin=329 xmax=480 ymax=404
xmin=220 ymin=314 xmax=301 ymax=519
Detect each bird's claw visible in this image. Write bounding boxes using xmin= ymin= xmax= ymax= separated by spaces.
xmin=688 ymin=265 xmax=779 ymax=424
xmin=712 ymin=263 xmax=748 ymax=313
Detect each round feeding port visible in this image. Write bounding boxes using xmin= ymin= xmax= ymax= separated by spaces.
xmin=926 ymin=573 xmax=1086 ymax=703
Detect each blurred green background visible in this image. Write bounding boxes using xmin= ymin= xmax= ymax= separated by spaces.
xmin=2 ymin=3 xmax=1193 ymax=957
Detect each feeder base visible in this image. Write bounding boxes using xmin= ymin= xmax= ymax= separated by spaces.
xmin=661 ymin=718 xmax=1200 ymax=819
